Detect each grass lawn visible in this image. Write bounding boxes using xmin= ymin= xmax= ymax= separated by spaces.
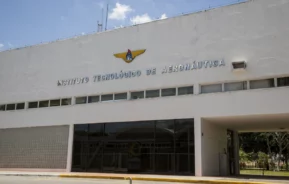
xmin=241 ymin=169 xmax=289 ymax=176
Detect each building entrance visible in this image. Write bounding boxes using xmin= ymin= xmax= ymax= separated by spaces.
xmin=72 ymin=119 xmax=195 ymax=175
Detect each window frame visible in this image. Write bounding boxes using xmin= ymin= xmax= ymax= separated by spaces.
xmin=200 ymin=83 xmax=223 ymax=94
xmin=114 ymin=92 xmax=128 ymax=101
xmin=224 ymin=81 xmax=247 ymax=92
xmin=49 ymin=99 xmax=61 ymax=107
xmin=277 ymin=76 xmax=289 ymax=87
xmin=130 ymin=91 xmax=145 ymax=100
xmin=249 ymin=78 xmax=275 ymax=90
xmin=28 ymin=101 xmax=39 ymax=109
xmin=161 ymin=88 xmax=177 ymax=97
xmin=145 ymin=89 xmax=160 ymax=98
xmin=177 ymin=86 xmax=194 ymax=96
xmin=75 ymin=96 xmax=88 ymax=105
xmin=6 ymin=104 xmax=16 ymax=111
xmin=0 ymin=104 xmax=6 ymax=111
xmin=16 ymin=102 xmax=26 ymax=110
xmin=39 ymin=100 xmax=50 ymax=108
xmin=61 ymin=98 xmax=72 ymax=106
xmin=88 ymin=95 xmax=100 ymax=103
xmin=101 ymin=94 xmax=114 ymax=102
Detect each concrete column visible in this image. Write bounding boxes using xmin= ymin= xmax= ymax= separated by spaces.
xmin=274 ymin=78 xmax=278 ymax=87
xmin=233 ymin=131 xmax=240 ymax=175
xmin=194 ymin=84 xmax=200 ymax=94
xmin=66 ymin=124 xmax=74 ymax=172
xmin=194 ymin=117 xmax=203 ymax=176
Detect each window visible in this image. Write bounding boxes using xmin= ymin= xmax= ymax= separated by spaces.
xmin=88 ymin=96 xmax=99 ymax=103
xmin=277 ymin=77 xmax=289 ymax=87
xmin=232 ymin=61 xmax=246 ymax=70
xmin=61 ymin=98 xmax=71 ymax=106
xmin=178 ymin=86 xmax=194 ymax=95
xmin=161 ymin=88 xmax=176 ymax=97
xmin=131 ymin=91 xmax=144 ymax=99
xmin=39 ymin=100 xmax=49 ymax=108
xmin=250 ymin=79 xmax=274 ymax=89
xmin=224 ymin=81 xmax=247 ymax=92
xmin=50 ymin=99 xmax=61 ymax=107
xmin=0 ymin=105 xmax=5 ymax=111
xmin=16 ymin=103 xmax=25 ymax=110
xmin=28 ymin=102 xmax=38 ymax=109
xmin=101 ymin=94 xmax=113 ymax=101
xmin=201 ymin=84 xmax=222 ymax=94
xmin=114 ymin=93 xmax=127 ymax=100
xmin=6 ymin=104 xmax=15 ymax=111
xmin=146 ymin=89 xmax=160 ymax=98
xmin=75 ymin=97 xmax=87 ymax=104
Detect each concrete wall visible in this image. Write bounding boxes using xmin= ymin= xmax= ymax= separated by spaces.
xmin=194 ymin=118 xmax=228 ymax=176
xmin=0 ymin=0 xmax=289 ymax=129
xmin=201 ymin=120 xmax=227 ymax=176
xmin=0 ymin=125 xmax=69 ymax=170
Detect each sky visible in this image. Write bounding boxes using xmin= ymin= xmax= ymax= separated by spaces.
xmin=0 ymin=0 xmax=245 ymax=51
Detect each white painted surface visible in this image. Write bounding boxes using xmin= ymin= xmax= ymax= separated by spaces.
xmin=0 ymin=0 xmax=289 ymax=176
xmin=66 ymin=125 xmax=74 ymax=172
xmin=194 ymin=117 xmax=202 ymax=176
xmin=201 ymin=119 xmax=227 ymax=176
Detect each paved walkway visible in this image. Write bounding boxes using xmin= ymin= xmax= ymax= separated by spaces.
xmin=0 ymin=171 xmax=289 ymax=184
xmin=0 ymin=176 xmax=193 ymax=184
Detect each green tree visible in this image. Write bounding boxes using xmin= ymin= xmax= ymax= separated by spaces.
xmin=257 ymin=151 xmax=269 ymax=169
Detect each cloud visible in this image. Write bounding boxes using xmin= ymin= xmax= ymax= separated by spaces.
xmin=108 ymin=3 xmax=132 ymax=20
xmin=8 ymin=42 xmax=13 ymax=48
xmin=130 ymin=13 xmax=152 ymax=24
xmin=114 ymin=25 xmax=124 ymax=29
xmin=160 ymin=13 xmax=167 ymax=19
xmin=0 ymin=43 xmax=4 ymax=49
xmin=81 ymin=32 xmax=85 ymax=35
xmin=129 ymin=13 xmax=167 ymax=25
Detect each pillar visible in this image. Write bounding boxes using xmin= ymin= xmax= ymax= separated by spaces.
xmin=233 ymin=130 xmax=240 ymax=175
xmin=194 ymin=117 xmax=203 ymax=176
xmin=66 ymin=124 xmax=74 ymax=172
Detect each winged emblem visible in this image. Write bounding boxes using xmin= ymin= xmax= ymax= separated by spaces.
xmin=114 ymin=49 xmax=146 ymax=63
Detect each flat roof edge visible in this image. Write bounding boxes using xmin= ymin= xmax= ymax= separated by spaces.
xmin=0 ymin=0 xmax=249 ymax=54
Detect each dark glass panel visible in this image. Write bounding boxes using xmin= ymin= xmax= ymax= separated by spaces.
xmin=101 ymin=94 xmax=113 ymax=101
xmin=178 ymin=86 xmax=194 ymax=95
xmin=131 ymin=91 xmax=144 ymax=99
xmin=6 ymin=104 xmax=15 ymax=111
xmin=86 ymin=124 xmax=104 ymax=172
xmin=103 ymin=121 xmax=154 ymax=173
xmin=76 ymin=97 xmax=87 ymax=104
xmin=161 ymin=88 xmax=176 ymax=97
xmin=61 ymin=98 xmax=71 ymax=106
xmin=155 ymin=120 xmax=175 ymax=173
xmin=175 ymin=119 xmax=194 ymax=174
xmin=39 ymin=100 xmax=49 ymax=108
xmin=50 ymin=99 xmax=60 ymax=107
xmin=250 ymin=78 xmax=274 ymax=89
xmin=277 ymin=77 xmax=289 ymax=87
xmin=0 ymin=105 xmax=5 ymax=111
xmin=28 ymin=102 xmax=38 ymax=109
xmin=16 ymin=103 xmax=25 ymax=110
xmin=72 ymin=124 xmax=89 ymax=171
xmin=146 ymin=90 xmax=160 ymax=98
xmin=114 ymin=93 xmax=127 ymax=100
xmin=72 ymin=119 xmax=195 ymax=175
xmin=88 ymin=96 xmax=99 ymax=103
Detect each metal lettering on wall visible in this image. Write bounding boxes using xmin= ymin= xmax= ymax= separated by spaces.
xmin=57 ymin=60 xmax=225 ymax=86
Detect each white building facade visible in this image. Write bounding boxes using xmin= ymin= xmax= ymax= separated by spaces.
xmin=1 ymin=0 xmax=289 ymax=176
